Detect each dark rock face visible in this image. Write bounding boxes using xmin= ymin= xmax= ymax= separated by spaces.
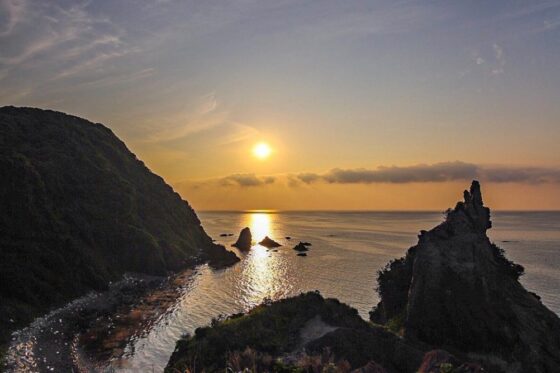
xmin=258 ymin=235 xmax=281 ymax=248
xmin=293 ymin=242 xmax=310 ymax=252
xmin=0 ymin=107 xmax=238 ymax=343
xmin=371 ymin=181 xmax=560 ymax=372
xmin=204 ymin=243 xmax=240 ymax=269
xmin=232 ymin=227 xmax=252 ymax=250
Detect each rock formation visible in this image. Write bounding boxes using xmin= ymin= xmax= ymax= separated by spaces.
xmin=371 ymin=181 xmax=560 ymax=372
xmin=293 ymin=242 xmax=310 ymax=252
xmin=204 ymin=242 xmax=241 ymax=269
xmin=258 ymin=236 xmax=281 ymax=248
xmin=0 ymin=107 xmax=239 ymax=344
xmin=232 ymin=227 xmax=252 ymax=250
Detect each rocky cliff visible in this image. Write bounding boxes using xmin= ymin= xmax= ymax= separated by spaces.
xmin=371 ymin=181 xmax=560 ymax=372
xmin=0 ymin=106 xmax=238 ymax=344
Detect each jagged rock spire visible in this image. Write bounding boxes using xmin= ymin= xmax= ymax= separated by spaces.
xmin=371 ymin=181 xmax=560 ymax=372
xmin=445 ymin=180 xmax=491 ymax=233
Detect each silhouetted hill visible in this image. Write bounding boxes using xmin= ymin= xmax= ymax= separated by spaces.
xmin=0 ymin=106 xmax=238 ymax=344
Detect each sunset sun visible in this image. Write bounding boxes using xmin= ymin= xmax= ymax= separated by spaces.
xmin=253 ymin=142 xmax=272 ymax=160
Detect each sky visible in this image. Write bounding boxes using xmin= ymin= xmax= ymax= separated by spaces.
xmin=1 ymin=0 xmax=560 ymax=210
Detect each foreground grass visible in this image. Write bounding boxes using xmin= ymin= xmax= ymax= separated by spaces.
xmin=165 ymin=292 xmax=368 ymax=372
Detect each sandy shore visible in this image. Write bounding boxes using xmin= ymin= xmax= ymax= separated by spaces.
xmin=4 ymin=269 xmax=196 ymax=372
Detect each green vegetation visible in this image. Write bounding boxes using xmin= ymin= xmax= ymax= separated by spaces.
xmin=165 ymin=292 xmax=367 ymax=372
xmin=369 ymin=249 xmax=415 ymax=325
xmin=0 ymin=107 xmax=233 ymax=345
xmin=165 ymin=292 xmax=426 ymax=373
xmin=490 ymin=243 xmax=525 ymax=280
xmin=385 ymin=308 xmax=406 ymax=335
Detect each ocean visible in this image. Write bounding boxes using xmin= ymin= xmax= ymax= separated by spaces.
xmin=112 ymin=211 xmax=560 ymax=372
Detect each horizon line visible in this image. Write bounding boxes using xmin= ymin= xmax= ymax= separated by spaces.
xmin=198 ymin=209 xmax=560 ymax=213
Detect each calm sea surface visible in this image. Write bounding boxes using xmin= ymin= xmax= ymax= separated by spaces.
xmin=113 ymin=211 xmax=560 ymax=372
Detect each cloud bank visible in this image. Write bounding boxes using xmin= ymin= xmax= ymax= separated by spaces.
xmin=182 ymin=162 xmax=560 ymax=190
xmin=295 ymin=162 xmax=560 ymax=185
xmin=219 ymin=174 xmax=276 ymax=187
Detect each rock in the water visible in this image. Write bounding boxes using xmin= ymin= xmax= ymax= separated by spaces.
xmin=297 ymin=253 xmax=307 ymax=257
xmin=258 ymin=236 xmax=281 ymax=248
xmin=219 ymin=233 xmax=229 ymax=237
xmin=371 ymin=181 xmax=560 ymax=372
xmin=285 ymin=236 xmax=292 ymax=240
xmin=204 ymin=244 xmax=241 ymax=269
xmin=293 ymin=242 xmax=310 ymax=252
xmin=301 ymin=241 xmax=312 ymax=246
xmin=232 ymin=227 xmax=252 ymax=250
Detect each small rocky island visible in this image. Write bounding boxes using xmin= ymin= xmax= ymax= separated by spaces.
xmin=166 ymin=181 xmax=560 ymax=372
xmin=293 ymin=242 xmax=311 ymax=254
xmin=232 ymin=227 xmax=253 ymax=250
xmin=259 ymin=236 xmax=282 ymax=248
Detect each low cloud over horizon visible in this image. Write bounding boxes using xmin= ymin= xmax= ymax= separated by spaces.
xmin=181 ymin=162 xmax=560 ymax=188
xmin=297 ymin=162 xmax=560 ymax=185
xmin=219 ymin=173 xmax=276 ymax=187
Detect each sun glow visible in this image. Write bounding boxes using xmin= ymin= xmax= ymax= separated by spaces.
xmin=253 ymin=142 xmax=272 ymax=159
xmin=249 ymin=212 xmax=271 ymax=243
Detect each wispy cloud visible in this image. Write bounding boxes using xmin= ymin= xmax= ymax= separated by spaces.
xmin=496 ymin=1 xmax=560 ymax=22
xmin=471 ymin=43 xmax=507 ymax=76
xmin=491 ymin=43 xmax=505 ymax=75
xmin=0 ymin=0 xmax=26 ymax=37
xmin=0 ymin=0 xmax=137 ymax=101
xmin=139 ymin=92 xmax=228 ymax=143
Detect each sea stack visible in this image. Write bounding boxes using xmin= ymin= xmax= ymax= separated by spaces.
xmin=258 ymin=236 xmax=281 ymax=248
xmin=232 ymin=227 xmax=252 ymax=250
xmin=371 ymin=181 xmax=560 ymax=372
xmin=293 ymin=242 xmax=310 ymax=252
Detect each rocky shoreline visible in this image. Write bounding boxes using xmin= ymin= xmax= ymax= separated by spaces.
xmin=4 ymin=269 xmax=198 ymax=372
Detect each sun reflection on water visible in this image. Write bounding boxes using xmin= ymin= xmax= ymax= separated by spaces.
xmin=249 ymin=212 xmax=272 ymax=243
xmin=238 ymin=211 xmax=291 ymax=308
